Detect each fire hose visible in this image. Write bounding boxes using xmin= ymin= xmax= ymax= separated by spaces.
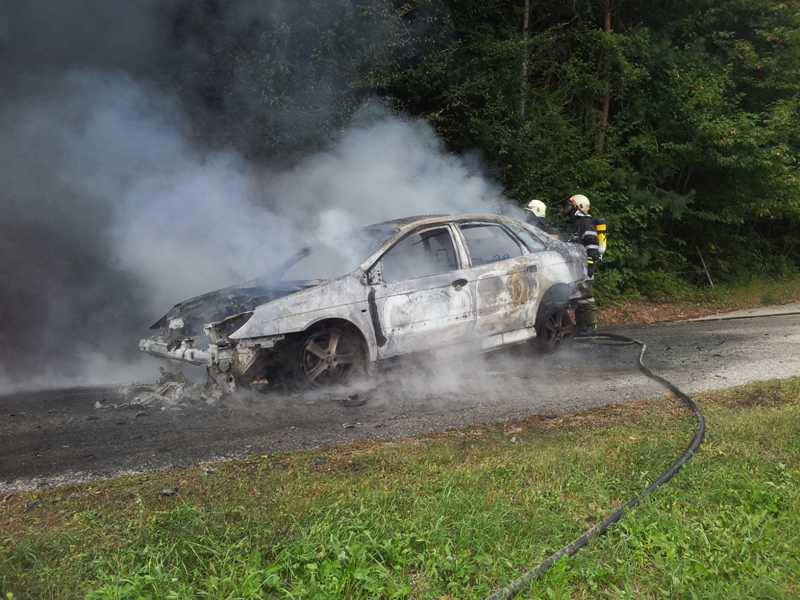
xmin=487 ymin=332 xmax=706 ymax=600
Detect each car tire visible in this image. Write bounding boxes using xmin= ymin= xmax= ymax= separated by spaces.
xmin=296 ymin=326 xmax=365 ymax=388
xmin=534 ymin=303 xmax=574 ymax=353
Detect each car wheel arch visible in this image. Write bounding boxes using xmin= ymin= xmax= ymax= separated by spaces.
xmin=297 ymin=318 xmax=368 ymax=347
xmin=537 ymin=283 xmax=574 ymax=307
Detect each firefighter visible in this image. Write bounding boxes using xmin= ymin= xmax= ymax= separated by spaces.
xmin=560 ymin=193 xmax=599 ymax=335
xmin=523 ymin=199 xmax=548 ymax=230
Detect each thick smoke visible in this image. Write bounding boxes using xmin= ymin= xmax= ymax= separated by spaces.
xmin=0 ymin=1 xmax=505 ymax=393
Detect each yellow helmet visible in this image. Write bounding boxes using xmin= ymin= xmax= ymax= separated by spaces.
xmin=525 ymin=199 xmax=546 ymax=218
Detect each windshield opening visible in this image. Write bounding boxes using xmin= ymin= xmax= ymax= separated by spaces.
xmin=262 ymin=225 xmax=396 ymax=282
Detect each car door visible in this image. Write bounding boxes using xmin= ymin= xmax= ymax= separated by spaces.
xmin=457 ymin=222 xmax=542 ymax=338
xmin=366 ymin=226 xmax=475 ymax=359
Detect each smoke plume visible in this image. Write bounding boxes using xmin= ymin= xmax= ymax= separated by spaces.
xmin=0 ymin=1 xmax=506 ymax=393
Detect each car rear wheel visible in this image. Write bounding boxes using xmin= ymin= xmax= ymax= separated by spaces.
xmin=534 ymin=303 xmax=574 ymax=353
xmin=297 ymin=326 xmax=364 ymax=388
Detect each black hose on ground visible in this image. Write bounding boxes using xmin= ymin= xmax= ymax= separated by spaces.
xmin=487 ymin=332 xmax=706 ymax=600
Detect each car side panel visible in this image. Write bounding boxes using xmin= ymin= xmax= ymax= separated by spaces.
xmin=229 ymin=278 xmax=378 ymax=357
xmin=468 ymin=256 xmax=541 ymax=337
xmin=370 ymin=269 xmax=474 ymax=359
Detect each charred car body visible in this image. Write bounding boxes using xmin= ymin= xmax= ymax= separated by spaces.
xmin=140 ymin=214 xmax=589 ymax=390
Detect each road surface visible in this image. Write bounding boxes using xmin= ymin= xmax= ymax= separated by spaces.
xmin=2 ymin=305 xmax=799 ymax=493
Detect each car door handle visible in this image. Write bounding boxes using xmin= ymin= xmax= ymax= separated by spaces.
xmin=452 ymin=278 xmax=468 ymax=289
xmin=527 ymin=265 xmax=538 ymax=273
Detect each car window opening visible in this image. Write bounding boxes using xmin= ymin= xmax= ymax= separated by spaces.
xmin=381 ymin=227 xmax=457 ymax=282
xmin=506 ymin=222 xmax=548 ymax=253
xmin=460 ymin=223 xmax=524 ymax=266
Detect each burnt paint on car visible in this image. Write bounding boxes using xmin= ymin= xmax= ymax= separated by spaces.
xmin=139 ymin=214 xmax=590 ymax=390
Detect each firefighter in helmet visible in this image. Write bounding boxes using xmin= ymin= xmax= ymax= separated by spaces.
xmin=560 ymin=194 xmax=599 ymax=335
xmin=524 ymin=199 xmax=548 ymax=231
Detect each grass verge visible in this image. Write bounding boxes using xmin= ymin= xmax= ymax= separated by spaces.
xmin=599 ymin=274 xmax=800 ymax=326
xmin=2 ymin=379 xmax=799 ymax=599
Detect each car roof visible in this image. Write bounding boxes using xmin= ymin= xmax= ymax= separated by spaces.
xmin=367 ymin=213 xmax=511 ymax=234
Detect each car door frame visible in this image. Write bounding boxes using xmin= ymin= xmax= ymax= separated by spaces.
xmin=453 ymin=220 xmax=545 ymax=345
xmin=364 ymin=224 xmax=476 ymax=360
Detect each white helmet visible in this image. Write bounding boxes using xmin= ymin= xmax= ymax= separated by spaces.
xmin=570 ymin=194 xmax=590 ymax=212
xmin=525 ymin=199 xmax=546 ymax=218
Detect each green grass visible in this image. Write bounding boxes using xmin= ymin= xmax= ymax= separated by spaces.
xmin=2 ymin=380 xmax=799 ymax=599
xmin=597 ymin=274 xmax=800 ymax=326
xmin=597 ymin=270 xmax=800 ymax=307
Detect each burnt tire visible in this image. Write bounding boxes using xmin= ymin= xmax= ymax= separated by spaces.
xmin=534 ymin=303 xmax=574 ymax=353
xmin=296 ymin=326 xmax=365 ymax=389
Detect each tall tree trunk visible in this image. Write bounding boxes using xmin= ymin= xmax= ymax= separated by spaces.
xmin=596 ymin=0 xmax=612 ymax=155
xmin=520 ymin=0 xmax=530 ymax=119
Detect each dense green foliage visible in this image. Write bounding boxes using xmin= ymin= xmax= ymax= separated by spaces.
xmin=378 ymin=0 xmax=800 ymax=294
xmin=2 ymin=380 xmax=799 ymax=598
xmin=167 ymin=0 xmax=800 ymax=296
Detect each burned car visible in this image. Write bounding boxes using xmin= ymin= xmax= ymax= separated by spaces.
xmin=139 ymin=214 xmax=589 ymax=390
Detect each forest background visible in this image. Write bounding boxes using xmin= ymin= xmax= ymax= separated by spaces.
xmin=163 ymin=0 xmax=800 ymax=301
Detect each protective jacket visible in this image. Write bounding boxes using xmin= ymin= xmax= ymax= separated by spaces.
xmin=567 ymin=210 xmax=599 ymax=278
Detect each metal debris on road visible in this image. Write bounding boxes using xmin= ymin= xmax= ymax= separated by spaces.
xmin=114 ymin=368 xmax=224 ymax=409
xmin=329 ymin=393 xmax=368 ymax=407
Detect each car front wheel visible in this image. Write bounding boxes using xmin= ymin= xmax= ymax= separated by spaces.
xmin=297 ymin=327 xmax=364 ymax=388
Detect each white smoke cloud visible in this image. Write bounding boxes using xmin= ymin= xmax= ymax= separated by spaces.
xmin=261 ymin=113 xmax=502 ymax=230
xmin=0 ymin=2 xmax=508 ymax=394
xmin=0 ymin=74 xmax=505 ymax=393
xmin=108 ymin=91 xmax=504 ymax=312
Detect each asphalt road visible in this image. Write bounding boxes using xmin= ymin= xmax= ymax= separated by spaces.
xmin=2 ymin=305 xmax=799 ymax=493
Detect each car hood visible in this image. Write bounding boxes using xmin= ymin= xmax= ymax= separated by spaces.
xmin=151 ymin=279 xmax=321 ymax=337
